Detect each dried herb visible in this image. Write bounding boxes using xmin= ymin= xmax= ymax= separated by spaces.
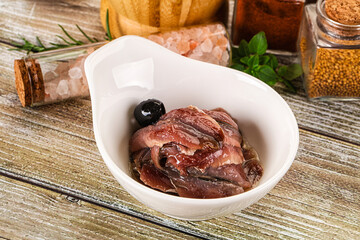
xmin=9 ymin=9 xmax=112 ymax=54
xmin=231 ymin=32 xmax=303 ymax=93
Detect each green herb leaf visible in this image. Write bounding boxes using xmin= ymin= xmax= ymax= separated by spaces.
xmin=248 ymin=31 xmax=267 ymax=55
xmin=244 ymin=68 xmax=251 ymax=75
xmin=105 ymin=9 xmax=113 ymax=41
xmin=9 ymin=22 xmax=109 ymax=53
xmin=232 ymin=46 xmax=240 ymax=58
xmin=231 ymin=63 xmax=246 ymax=71
xmin=229 ymin=31 xmax=301 ymax=94
xmin=277 ymin=66 xmax=288 ymax=77
xmin=282 ymin=64 xmax=303 ymax=80
xmin=279 ymin=78 xmax=297 ymax=93
xmin=259 ymin=55 xmax=270 ymax=65
xmin=257 ymin=65 xmax=278 ymax=85
xmin=248 ymin=54 xmax=259 ymax=68
xmin=240 ymin=56 xmax=250 ymax=65
xmin=268 ymin=54 xmax=278 ymax=69
xmin=232 ymin=57 xmax=241 ymax=64
xmin=238 ymin=40 xmax=250 ymax=57
xmin=76 ymin=24 xmax=98 ymax=43
xmin=58 ymin=24 xmax=83 ymax=45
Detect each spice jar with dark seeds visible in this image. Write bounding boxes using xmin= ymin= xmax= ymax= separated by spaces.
xmin=232 ymin=0 xmax=305 ymax=54
xmin=299 ymin=0 xmax=360 ymax=100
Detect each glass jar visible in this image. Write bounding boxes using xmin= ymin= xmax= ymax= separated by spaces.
xmin=147 ymin=22 xmax=231 ymax=66
xmin=232 ymin=0 xmax=305 ymax=54
xmin=299 ymin=0 xmax=360 ymax=100
xmin=14 ymin=42 xmax=105 ymax=107
xmin=100 ymin=0 xmax=227 ymax=38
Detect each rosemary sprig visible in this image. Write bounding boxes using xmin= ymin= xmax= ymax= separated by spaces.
xmin=105 ymin=9 xmax=113 ymax=41
xmin=9 ymin=9 xmax=112 ymax=54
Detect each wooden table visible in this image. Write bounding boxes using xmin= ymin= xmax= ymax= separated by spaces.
xmin=0 ymin=1 xmax=359 ymax=239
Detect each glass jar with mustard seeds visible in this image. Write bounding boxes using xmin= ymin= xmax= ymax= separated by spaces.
xmin=299 ymin=0 xmax=360 ymax=100
xmin=232 ymin=0 xmax=305 ymax=54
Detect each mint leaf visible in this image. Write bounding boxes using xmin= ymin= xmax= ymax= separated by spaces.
xmin=232 ymin=57 xmax=241 ymax=64
xmin=277 ymin=66 xmax=288 ymax=77
xmin=248 ymin=54 xmax=259 ymax=68
xmin=238 ymin=40 xmax=250 ymax=57
xmin=259 ymin=55 xmax=270 ymax=65
xmin=249 ymin=31 xmax=267 ymax=55
xmin=232 ymin=46 xmax=240 ymax=58
xmin=231 ymin=63 xmax=246 ymax=71
xmin=257 ymin=65 xmax=278 ymax=86
xmin=244 ymin=68 xmax=251 ymax=75
xmin=240 ymin=56 xmax=250 ymax=65
xmin=283 ymin=64 xmax=303 ymax=80
xmin=279 ymin=78 xmax=297 ymax=93
xmin=269 ymin=54 xmax=278 ymax=69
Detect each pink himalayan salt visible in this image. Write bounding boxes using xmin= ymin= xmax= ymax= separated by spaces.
xmin=177 ymin=39 xmax=190 ymax=55
xmin=45 ymin=82 xmax=58 ymax=101
xmin=221 ymin=51 xmax=230 ymax=64
xmin=212 ymin=46 xmax=223 ymax=60
xmin=56 ymin=80 xmax=70 ymax=97
xmin=200 ymin=38 xmax=213 ymax=53
xmin=148 ymin=34 xmax=164 ymax=45
xmin=199 ymin=27 xmax=211 ymax=41
xmin=216 ymin=36 xmax=229 ymax=50
xmin=44 ymin=71 xmax=57 ymax=81
xmin=147 ymin=24 xmax=229 ymax=66
xmin=69 ymin=78 xmax=82 ymax=96
xmin=68 ymin=67 xmax=82 ymax=79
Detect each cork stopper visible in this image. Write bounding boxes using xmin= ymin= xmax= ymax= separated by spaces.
xmin=325 ymin=0 xmax=360 ymax=25
xmin=14 ymin=59 xmax=45 ymax=107
xmin=27 ymin=59 xmax=45 ymax=104
xmin=14 ymin=59 xmax=32 ymax=107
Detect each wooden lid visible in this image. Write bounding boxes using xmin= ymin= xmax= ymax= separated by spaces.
xmin=14 ymin=59 xmax=32 ymax=107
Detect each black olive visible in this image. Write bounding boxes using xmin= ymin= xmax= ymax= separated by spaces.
xmin=134 ymin=99 xmax=166 ymax=127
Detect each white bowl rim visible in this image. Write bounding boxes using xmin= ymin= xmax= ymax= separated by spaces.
xmin=85 ymin=35 xmax=300 ymax=206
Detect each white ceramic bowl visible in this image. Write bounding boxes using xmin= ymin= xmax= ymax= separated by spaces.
xmin=84 ymin=36 xmax=299 ymax=221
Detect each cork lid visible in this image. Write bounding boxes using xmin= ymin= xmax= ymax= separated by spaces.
xmin=14 ymin=59 xmax=32 ymax=107
xmin=325 ymin=0 xmax=360 ymax=25
xmin=27 ymin=59 xmax=45 ymax=104
xmin=14 ymin=59 xmax=45 ymax=107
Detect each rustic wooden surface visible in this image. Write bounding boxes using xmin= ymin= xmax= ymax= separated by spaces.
xmin=0 ymin=175 xmax=196 ymax=240
xmin=0 ymin=0 xmax=359 ymax=239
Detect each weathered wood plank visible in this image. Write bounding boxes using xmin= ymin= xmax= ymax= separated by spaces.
xmin=0 ymin=0 xmax=105 ymax=45
xmin=0 ymin=175 xmax=197 ymax=240
xmin=274 ymin=77 xmax=360 ymax=146
xmin=0 ymin=97 xmax=359 ymax=240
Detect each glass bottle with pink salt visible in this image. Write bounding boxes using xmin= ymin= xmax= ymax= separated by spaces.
xmin=147 ymin=22 xmax=231 ymax=66
xmin=14 ymin=42 xmax=105 ymax=107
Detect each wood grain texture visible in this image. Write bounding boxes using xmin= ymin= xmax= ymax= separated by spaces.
xmin=0 ymin=175 xmax=196 ymax=240
xmin=0 ymin=0 xmax=359 ymax=145
xmin=0 ymin=87 xmax=358 ymax=239
xmin=0 ymin=0 xmax=359 ymax=239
